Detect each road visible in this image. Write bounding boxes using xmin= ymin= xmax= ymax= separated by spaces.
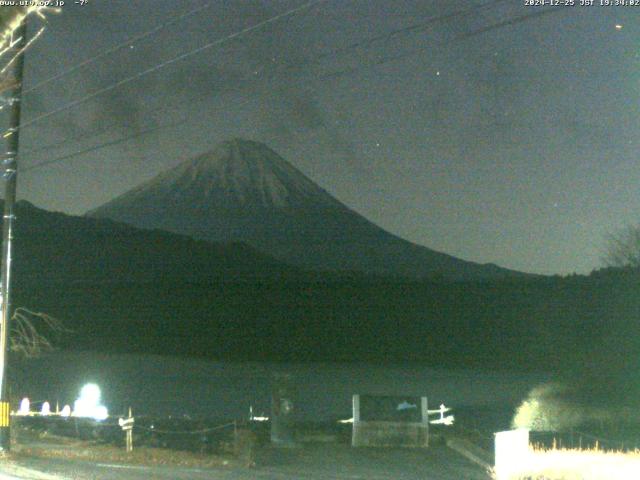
xmin=2 ymin=444 xmax=491 ymax=479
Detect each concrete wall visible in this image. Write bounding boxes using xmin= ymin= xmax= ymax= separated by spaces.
xmin=352 ymin=395 xmax=429 ymax=448
xmin=352 ymin=421 xmax=429 ymax=448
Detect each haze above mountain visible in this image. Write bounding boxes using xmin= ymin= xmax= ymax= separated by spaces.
xmin=89 ymin=139 xmax=527 ymax=280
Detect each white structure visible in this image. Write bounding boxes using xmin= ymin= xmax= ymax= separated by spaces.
xmin=428 ymin=404 xmax=454 ymax=425
xmin=41 ymin=401 xmax=51 ymax=416
xmin=17 ymin=397 xmax=29 ymax=416
xmin=351 ymin=394 xmax=429 ymax=448
xmin=494 ymin=429 xmax=530 ymax=480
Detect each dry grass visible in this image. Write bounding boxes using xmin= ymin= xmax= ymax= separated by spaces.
xmin=12 ymin=429 xmax=236 ymax=469
xmin=495 ymin=445 xmax=640 ymax=480
xmin=17 ymin=443 xmax=234 ymax=468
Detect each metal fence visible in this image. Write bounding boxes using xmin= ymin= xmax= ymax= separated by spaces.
xmin=13 ymin=414 xmax=241 ymax=453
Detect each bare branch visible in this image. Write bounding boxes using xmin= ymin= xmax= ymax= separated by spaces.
xmin=9 ymin=307 xmax=68 ymax=358
xmin=603 ymin=224 xmax=640 ymax=269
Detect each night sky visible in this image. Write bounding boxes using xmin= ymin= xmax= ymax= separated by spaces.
xmin=7 ymin=0 xmax=640 ymax=275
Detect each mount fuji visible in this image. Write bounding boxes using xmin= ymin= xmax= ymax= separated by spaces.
xmin=88 ymin=139 xmax=524 ymax=280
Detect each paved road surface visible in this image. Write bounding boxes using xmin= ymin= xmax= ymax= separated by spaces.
xmin=1 ymin=444 xmax=491 ymax=480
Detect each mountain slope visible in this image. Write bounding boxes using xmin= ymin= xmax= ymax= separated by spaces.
xmin=88 ymin=138 xmax=526 ymax=280
xmin=7 ymin=200 xmax=297 ymax=284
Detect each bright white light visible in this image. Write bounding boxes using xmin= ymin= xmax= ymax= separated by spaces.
xmin=427 ymin=404 xmax=452 ymax=415
xmin=41 ymin=401 xmax=50 ymax=416
xmin=430 ymin=414 xmax=454 ymax=426
xmin=338 ymin=417 xmax=354 ymax=424
xmin=73 ymin=383 xmax=108 ymax=421
xmin=80 ymin=384 xmax=100 ymax=404
xmin=249 ymin=405 xmax=268 ymax=422
xmin=615 ymin=24 xmax=623 ymax=30
xmin=427 ymin=404 xmax=453 ymax=425
xmin=18 ymin=397 xmax=29 ymax=415
xmin=60 ymin=405 xmax=71 ymax=417
xmin=92 ymin=405 xmax=108 ymax=421
xmin=494 ymin=429 xmax=640 ymax=480
xmin=525 ymin=447 xmax=640 ymax=479
xmin=495 ymin=429 xmax=531 ymax=480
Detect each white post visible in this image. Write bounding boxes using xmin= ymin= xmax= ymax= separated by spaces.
xmin=351 ymin=395 xmax=360 ymax=447
xmin=126 ymin=407 xmax=133 ymax=452
xmin=352 ymin=395 xmax=360 ymax=423
xmin=421 ymin=397 xmax=429 ymax=447
xmin=495 ymin=429 xmax=530 ymax=480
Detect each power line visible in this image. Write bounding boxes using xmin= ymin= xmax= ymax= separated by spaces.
xmin=22 ymin=3 xmax=570 ymax=176
xmin=275 ymin=0 xmax=512 ymax=80
xmin=22 ymin=2 xmax=527 ymax=175
xmin=309 ymin=0 xmax=510 ymax=67
xmin=22 ymin=1 xmax=214 ymax=97
xmin=21 ymin=0 xmax=503 ymax=159
xmin=21 ymin=117 xmax=126 ymax=156
xmin=318 ymin=6 xmax=574 ymax=81
xmin=457 ymin=5 xmax=573 ymax=39
xmin=21 ymin=91 xmax=259 ymax=173
xmin=11 ymin=0 xmax=325 ymax=136
xmin=21 ymin=65 xmax=262 ymax=159
xmin=21 ymin=120 xmax=184 ymax=173
xmin=21 ymin=84 xmax=214 ymax=157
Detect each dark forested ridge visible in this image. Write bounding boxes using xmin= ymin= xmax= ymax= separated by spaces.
xmin=10 ymin=200 xmax=298 ymax=283
xmin=17 ymin=272 xmax=637 ymax=377
xmin=4 ymin=201 xmax=639 ymax=385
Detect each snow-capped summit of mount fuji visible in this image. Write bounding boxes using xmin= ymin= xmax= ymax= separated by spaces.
xmin=135 ymin=138 xmax=342 ymax=210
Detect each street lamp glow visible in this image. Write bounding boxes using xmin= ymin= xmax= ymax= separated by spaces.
xmin=80 ymin=384 xmax=100 ymax=404
xmin=73 ymin=383 xmax=108 ymax=421
xmin=91 ymin=405 xmax=108 ymax=421
xmin=17 ymin=397 xmax=29 ymax=415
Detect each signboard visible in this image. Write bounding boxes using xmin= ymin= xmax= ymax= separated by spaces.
xmin=352 ymin=394 xmax=429 ymax=448
xmin=358 ymin=395 xmax=424 ymax=423
xmin=118 ymin=417 xmax=134 ymax=431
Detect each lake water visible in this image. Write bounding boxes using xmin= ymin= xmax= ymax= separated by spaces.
xmin=12 ymin=352 xmax=548 ymax=425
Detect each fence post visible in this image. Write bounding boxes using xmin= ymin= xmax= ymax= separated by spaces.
xmin=127 ymin=407 xmax=133 ymax=452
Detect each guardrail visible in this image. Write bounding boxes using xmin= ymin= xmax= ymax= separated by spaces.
xmin=14 ymin=413 xmax=241 ymax=454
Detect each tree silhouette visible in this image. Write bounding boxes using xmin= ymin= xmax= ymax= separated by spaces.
xmin=603 ymin=225 xmax=640 ymax=268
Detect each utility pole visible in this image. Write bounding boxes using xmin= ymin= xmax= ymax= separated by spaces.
xmin=0 ymin=20 xmax=28 ymax=452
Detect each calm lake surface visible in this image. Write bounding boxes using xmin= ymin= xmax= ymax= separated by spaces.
xmin=12 ymin=352 xmax=549 ymax=425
